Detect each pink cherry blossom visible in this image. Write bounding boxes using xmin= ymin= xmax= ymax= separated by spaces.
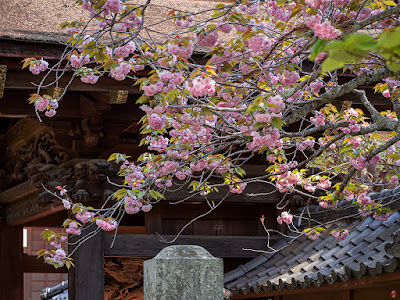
xmin=351 ymin=156 xmax=367 ymax=170
xmin=357 ymin=193 xmax=372 ymax=205
xmin=331 ymin=229 xmax=349 ymax=241
xmin=196 ymin=30 xmax=219 ymax=48
xmin=230 ymin=182 xmax=247 ymax=194
xmin=280 ymin=70 xmax=300 ymax=86
xmin=306 ymin=230 xmax=321 ymax=240
xmin=187 ymin=77 xmax=216 ymax=97
xmin=373 ymin=212 xmax=389 ymax=221
xmin=76 ymin=211 xmax=95 ymax=223
xmin=148 ymin=114 xmax=165 ymax=130
xmin=350 ymin=137 xmax=361 ymax=149
xmin=389 ymin=176 xmax=399 ymax=186
xmin=313 ymin=21 xmax=341 ymax=40
xmin=62 ymin=199 xmax=71 ymax=210
xmin=277 ymin=211 xmax=293 ymax=225
xmin=255 ymin=113 xmax=272 ymax=123
xmin=217 ymin=20 xmax=232 ymax=33
xmin=45 ymin=109 xmax=57 ymax=118
xmin=35 ymin=98 xmax=49 ymax=112
xmin=310 ymin=113 xmax=325 ymax=126
xmin=310 ymin=80 xmax=323 ymax=93
xmin=167 ymin=41 xmax=194 ymax=59
xmin=81 ymin=73 xmax=99 ymax=84
xmin=66 ymin=222 xmax=81 ymax=235
xmin=96 ymin=218 xmax=117 ymax=231
xmin=103 ymin=0 xmax=123 ymax=14
xmin=142 ymin=204 xmax=153 ymax=212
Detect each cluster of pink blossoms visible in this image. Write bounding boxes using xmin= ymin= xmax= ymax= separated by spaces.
xmin=96 ymin=218 xmax=117 ymax=231
xmin=103 ymin=0 xmax=123 ymax=14
xmin=306 ymin=229 xmax=321 ymax=240
xmin=142 ymin=72 xmax=184 ymax=96
xmin=148 ymin=136 xmax=169 ymax=152
xmin=230 ymin=182 xmax=247 ymax=194
xmin=66 ymin=221 xmax=81 ymax=235
xmin=248 ymin=35 xmax=273 ymax=56
xmin=331 ymin=229 xmax=349 ymax=241
xmin=277 ymin=211 xmax=293 ymax=225
xmin=350 ymin=155 xmax=380 ymax=170
xmin=357 ymin=193 xmax=372 ymax=205
xmin=310 ymin=113 xmax=325 ymax=126
xmin=373 ymin=212 xmax=389 ymax=221
xmin=148 ymin=113 xmax=167 ymax=130
xmin=167 ymin=41 xmax=194 ymax=59
xmin=29 ymin=58 xmax=48 ymax=75
xmin=196 ymin=30 xmax=219 ymax=48
xmin=279 ymin=70 xmax=300 ymax=86
xmin=389 ymin=176 xmax=399 ymax=186
xmin=124 ymin=196 xmax=152 ymax=214
xmin=305 ymin=15 xmax=341 ymax=40
xmin=70 ymin=54 xmax=90 ymax=68
xmin=175 ymin=15 xmax=194 ymax=28
xmin=247 ymin=127 xmax=280 ymax=151
xmin=45 ymin=248 xmax=67 ymax=266
xmin=350 ymin=137 xmax=361 ymax=149
xmin=187 ymin=77 xmax=216 ymax=97
xmin=34 ymin=96 xmax=59 ymax=118
xmin=76 ymin=211 xmax=95 ymax=223
xmin=50 ymin=235 xmax=67 ymax=250
xmin=319 ymin=200 xmax=336 ymax=208
xmin=264 ymin=0 xmax=292 ymax=22
xmin=114 ymin=41 xmax=136 ymax=58
xmin=310 ymin=80 xmax=323 ymax=94
xmin=110 ymin=61 xmax=131 ymax=81
xmin=217 ymin=20 xmax=232 ymax=33
xmin=81 ymin=70 xmax=99 ymax=84
xmin=296 ymin=138 xmax=315 ymax=151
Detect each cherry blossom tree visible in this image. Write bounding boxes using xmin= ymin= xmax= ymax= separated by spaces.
xmin=25 ymin=0 xmax=400 ymax=267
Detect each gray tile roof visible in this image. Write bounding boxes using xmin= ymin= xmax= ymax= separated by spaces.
xmin=224 ymin=190 xmax=400 ymax=297
xmin=40 ymin=281 xmax=68 ymax=300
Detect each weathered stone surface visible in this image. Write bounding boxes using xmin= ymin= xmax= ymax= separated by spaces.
xmin=144 ymin=245 xmax=223 ymax=300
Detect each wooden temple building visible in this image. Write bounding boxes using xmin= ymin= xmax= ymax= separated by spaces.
xmin=0 ymin=1 xmax=400 ymax=300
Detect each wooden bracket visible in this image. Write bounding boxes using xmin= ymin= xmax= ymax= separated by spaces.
xmin=0 ymin=65 xmax=6 ymax=99
xmin=109 ymin=90 xmax=128 ymax=104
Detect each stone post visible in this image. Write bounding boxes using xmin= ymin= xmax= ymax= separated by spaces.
xmin=144 ymin=245 xmax=223 ymax=300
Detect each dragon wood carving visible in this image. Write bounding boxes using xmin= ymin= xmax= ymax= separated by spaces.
xmin=27 ymin=159 xmax=119 ymax=204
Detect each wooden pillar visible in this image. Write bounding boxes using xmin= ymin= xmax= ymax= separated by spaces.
xmin=0 ymin=224 xmax=23 ymax=300
xmin=68 ymin=228 xmax=104 ymax=300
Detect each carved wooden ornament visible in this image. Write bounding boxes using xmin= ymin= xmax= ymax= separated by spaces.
xmin=0 ymin=65 xmax=6 ymax=99
xmin=109 ymin=90 xmax=128 ymax=104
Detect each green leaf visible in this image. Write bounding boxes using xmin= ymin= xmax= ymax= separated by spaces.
xmin=339 ymin=145 xmax=352 ymax=154
xmin=113 ymin=188 xmax=127 ymax=200
xmin=270 ymin=117 xmax=284 ymax=130
xmin=310 ymin=39 xmax=326 ymax=61
xmin=108 ymin=153 xmax=118 ymax=161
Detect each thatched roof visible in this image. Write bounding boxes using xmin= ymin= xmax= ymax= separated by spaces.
xmin=0 ymin=0 xmax=225 ymax=44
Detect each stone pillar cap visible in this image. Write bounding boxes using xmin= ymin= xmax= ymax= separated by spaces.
xmin=153 ymin=245 xmax=218 ymax=260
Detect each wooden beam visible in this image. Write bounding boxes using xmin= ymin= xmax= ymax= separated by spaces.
xmin=231 ymin=270 xmax=400 ymax=299
xmin=109 ymin=225 xmax=146 ymax=234
xmin=6 ymin=195 xmax=64 ymax=226
xmin=0 ymin=181 xmax=39 ymax=205
xmin=23 ymin=210 xmax=68 ymax=227
xmin=5 ymin=69 xmax=141 ymax=94
xmin=69 ymin=229 xmax=104 ymax=300
xmin=23 ymin=255 xmax=68 ymax=273
xmin=104 ymin=234 xmax=275 ymax=258
xmin=0 ymin=224 xmax=23 ymax=300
